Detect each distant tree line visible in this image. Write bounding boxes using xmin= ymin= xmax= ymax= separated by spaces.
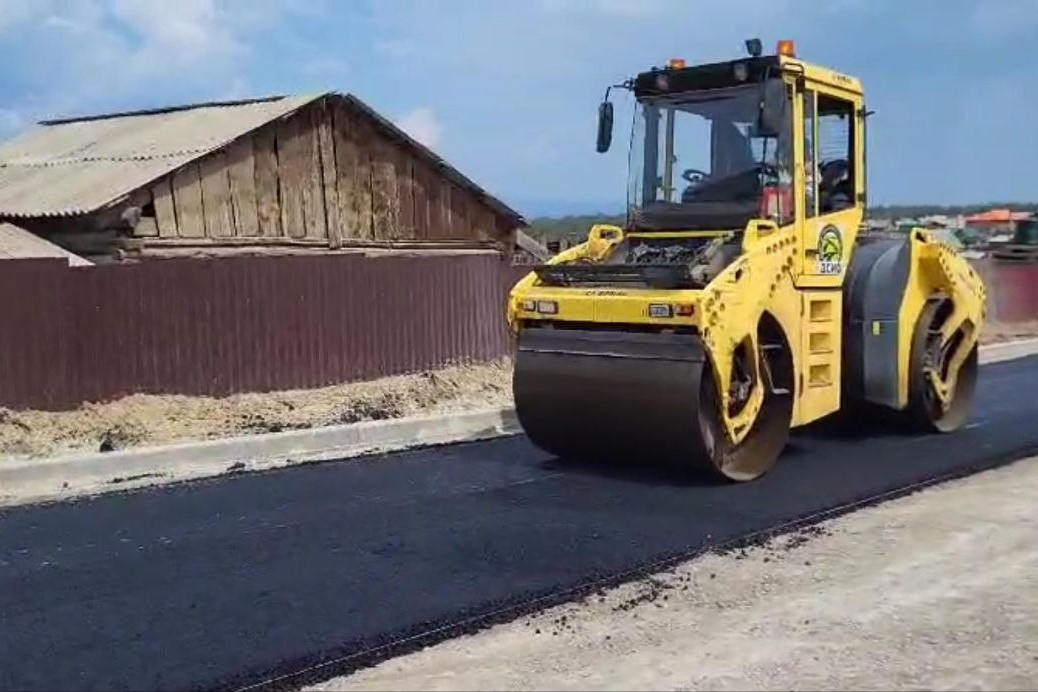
xmin=527 ymin=213 xmax=625 ymax=243
xmin=526 ymin=202 xmax=1038 ymax=243
xmin=869 ymin=202 xmax=1036 ymax=219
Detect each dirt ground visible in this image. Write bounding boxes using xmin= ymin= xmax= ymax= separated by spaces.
xmin=0 ymin=360 xmax=512 ymax=459
xmin=312 ymin=456 xmax=1038 ymax=692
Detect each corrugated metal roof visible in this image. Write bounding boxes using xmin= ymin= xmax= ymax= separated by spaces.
xmin=0 ymin=222 xmax=91 ymax=265
xmin=0 ymin=92 xmax=526 ymax=227
xmin=965 ymin=209 xmax=1035 ymax=224
xmin=0 ymin=94 xmax=322 ymax=218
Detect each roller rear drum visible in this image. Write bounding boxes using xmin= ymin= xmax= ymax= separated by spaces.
xmin=906 ymin=300 xmax=979 ymax=433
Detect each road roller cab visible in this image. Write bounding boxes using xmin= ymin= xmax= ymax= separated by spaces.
xmin=507 ymin=39 xmax=987 ymax=482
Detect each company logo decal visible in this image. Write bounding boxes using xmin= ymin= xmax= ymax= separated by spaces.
xmin=818 ymin=225 xmax=843 ymax=275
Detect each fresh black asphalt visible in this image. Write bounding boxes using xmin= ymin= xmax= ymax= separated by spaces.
xmin=2 ymin=356 xmax=1037 ymax=691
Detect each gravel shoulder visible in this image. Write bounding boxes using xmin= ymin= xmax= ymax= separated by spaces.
xmin=984 ymin=320 xmax=1038 ymax=344
xmin=312 ymin=456 xmax=1038 ymax=692
xmin=0 ymin=360 xmax=511 ymax=459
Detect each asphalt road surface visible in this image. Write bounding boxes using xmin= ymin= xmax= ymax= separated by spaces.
xmin=3 ymin=356 xmax=1037 ymax=692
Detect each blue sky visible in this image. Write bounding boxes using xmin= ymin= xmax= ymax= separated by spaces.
xmin=0 ymin=0 xmax=1034 ymax=218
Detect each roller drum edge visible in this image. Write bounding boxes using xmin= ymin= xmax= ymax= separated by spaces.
xmin=513 ymin=327 xmax=792 ymax=482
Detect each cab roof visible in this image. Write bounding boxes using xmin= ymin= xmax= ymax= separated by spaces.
xmin=779 ymin=54 xmax=863 ymax=95
xmin=632 ymin=53 xmax=863 ymax=99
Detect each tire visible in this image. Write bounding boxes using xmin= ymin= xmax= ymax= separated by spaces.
xmin=697 ymin=317 xmax=794 ymax=482
xmin=905 ymin=299 xmax=978 ymax=433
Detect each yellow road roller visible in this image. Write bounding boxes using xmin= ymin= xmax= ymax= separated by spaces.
xmin=506 ymin=39 xmax=987 ymax=482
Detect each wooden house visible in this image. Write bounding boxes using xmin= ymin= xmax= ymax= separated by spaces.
xmin=0 ymin=93 xmax=525 ymax=263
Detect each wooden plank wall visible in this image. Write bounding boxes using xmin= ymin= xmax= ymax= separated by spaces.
xmin=145 ymin=97 xmax=511 ymax=247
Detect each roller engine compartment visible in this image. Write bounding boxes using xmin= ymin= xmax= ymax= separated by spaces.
xmin=532 ymin=233 xmax=741 ymax=290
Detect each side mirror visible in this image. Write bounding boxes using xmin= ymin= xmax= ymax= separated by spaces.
xmin=596 ymin=101 xmax=614 ymax=153
xmin=756 ymin=78 xmax=786 ymax=138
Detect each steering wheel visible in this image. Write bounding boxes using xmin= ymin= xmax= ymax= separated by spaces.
xmin=819 ymin=159 xmax=849 ymax=186
xmin=681 ymin=168 xmax=710 ymax=185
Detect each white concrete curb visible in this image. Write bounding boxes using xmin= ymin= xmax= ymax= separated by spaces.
xmin=2 ymin=337 xmax=1037 ymax=510
xmin=0 ymin=406 xmax=520 ymax=508
xmin=976 ymin=337 xmax=1038 ymax=364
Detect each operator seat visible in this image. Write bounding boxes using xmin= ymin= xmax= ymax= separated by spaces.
xmin=819 ymin=159 xmax=853 ymax=213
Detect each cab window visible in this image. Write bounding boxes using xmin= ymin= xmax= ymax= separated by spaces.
xmin=803 ymin=89 xmax=817 ymax=219
xmin=815 ymin=94 xmax=855 ymax=214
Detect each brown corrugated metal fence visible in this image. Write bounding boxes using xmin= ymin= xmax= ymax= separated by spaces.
xmin=1 ymin=254 xmax=530 ymax=411
xmin=3 ymin=255 xmax=1036 ymax=412
xmin=970 ymin=257 xmax=1038 ymax=325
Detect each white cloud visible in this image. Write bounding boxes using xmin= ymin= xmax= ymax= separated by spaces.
xmin=0 ymin=0 xmax=313 ymax=129
xmin=395 ymin=107 xmax=443 ymax=148
xmin=0 ymin=0 xmax=40 ymax=31
xmin=971 ymin=0 xmax=1038 ymax=37
xmin=104 ymin=0 xmax=290 ymax=82
xmin=110 ymin=0 xmax=241 ymax=65
xmin=357 ymin=0 xmax=833 ymax=204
